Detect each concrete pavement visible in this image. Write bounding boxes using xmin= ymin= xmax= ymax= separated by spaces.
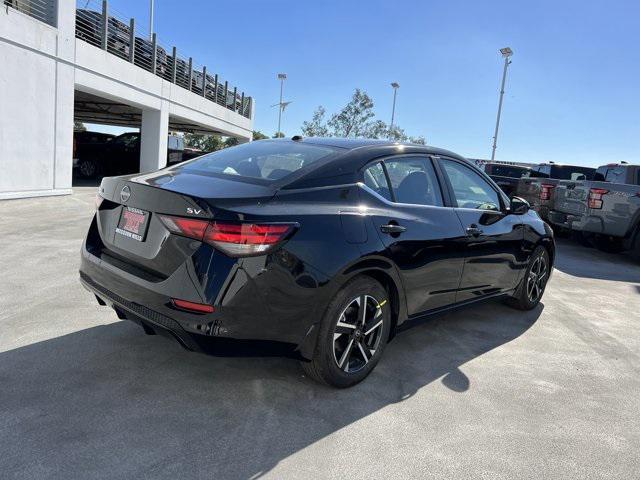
xmin=1 ymin=188 xmax=639 ymax=479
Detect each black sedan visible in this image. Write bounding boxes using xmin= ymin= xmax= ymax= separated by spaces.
xmin=80 ymin=138 xmax=554 ymax=387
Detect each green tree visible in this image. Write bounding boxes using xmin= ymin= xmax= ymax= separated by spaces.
xmin=300 ymin=88 xmax=425 ymax=143
xmin=252 ymin=130 xmax=269 ymax=140
xmin=327 ymin=89 xmax=376 ymax=138
xmin=184 ymin=133 xmax=223 ymax=152
xmin=272 ymin=132 xmax=285 ymax=138
xmin=224 ymin=137 xmax=239 ymax=148
xmin=301 ymin=107 xmax=329 ymax=137
xmin=388 ymin=125 xmax=426 ymax=145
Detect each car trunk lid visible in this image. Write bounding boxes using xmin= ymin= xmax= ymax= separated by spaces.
xmin=93 ymin=172 xmax=277 ymax=279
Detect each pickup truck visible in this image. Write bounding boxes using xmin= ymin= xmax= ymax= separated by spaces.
xmin=482 ymin=163 xmax=530 ymax=197
xmin=515 ymin=163 xmax=596 ymax=221
xmin=548 ymin=163 xmax=640 ymax=258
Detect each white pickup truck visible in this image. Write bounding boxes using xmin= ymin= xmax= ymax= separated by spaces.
xmin=548 ymin=163 xmax=640 ymax=259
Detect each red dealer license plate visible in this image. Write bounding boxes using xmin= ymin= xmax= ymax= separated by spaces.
xmin=115 ymin=207 xmax=150 ymax=242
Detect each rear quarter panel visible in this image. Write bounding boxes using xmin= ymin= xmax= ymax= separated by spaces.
xmin=600 ymin=185 xmax=640 ymax=237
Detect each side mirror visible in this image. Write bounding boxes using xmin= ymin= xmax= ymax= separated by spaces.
xmin=509 ymin=196 xmax=530 ymax=215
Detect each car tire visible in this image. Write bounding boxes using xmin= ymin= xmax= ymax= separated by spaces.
xmin=572 ymin=231 xmax=594 ymax=248
xmin=301 ymin=276 xmax=392 ymax=388
xmin=78 ymin=159 xmax=99 ymax=179
xmin=506 ymin=246 xmax=550 ymax=311
xmin=630 ymin=229 xmax=640 ymax=263
xmin=592 ymin=234 xmax=625 ymax=254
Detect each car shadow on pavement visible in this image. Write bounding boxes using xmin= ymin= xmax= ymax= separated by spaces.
xmin=553 ymin=238 xmax=640 ymax=284
xmin=0 ymin=301 xmax=542 ymax=480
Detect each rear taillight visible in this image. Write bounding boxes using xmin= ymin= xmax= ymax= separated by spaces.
xmin=160 ymin=215 xmax=209 ymax=239
xmin=159 ymin=215 xmax=296 ymax=257
xmin=588 ymin=188 xmax=608 ymax=209
xmin=539 ymin=183 xmax=555 ymax=201
xmin=204 ymin=222 xmax=294 ymax=256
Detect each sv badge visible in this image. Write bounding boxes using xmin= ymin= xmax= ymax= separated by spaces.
xmin=187 ymin=208 xmax=203 ymax=215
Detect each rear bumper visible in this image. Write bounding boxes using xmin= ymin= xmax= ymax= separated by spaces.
xmin=548 ymin=210 xmax=604 ymax=234
xmin=80 ymin=271 xmax=200 ymax=351
xmin=79 ymin=240 xmax=322 ymax=360
xmin=79 ymin=270 xmax=306 ymax=359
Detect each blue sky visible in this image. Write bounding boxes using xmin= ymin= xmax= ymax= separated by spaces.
xmin=88 ymin=0 xmax=640 ymax=167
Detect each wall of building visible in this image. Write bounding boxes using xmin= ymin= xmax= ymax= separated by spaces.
xmin=0 ymin=5 xmax=75 ymax=199
xmin=0 ymin=0 xmax=254 ymax=200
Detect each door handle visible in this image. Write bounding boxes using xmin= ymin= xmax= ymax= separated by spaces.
xmin=466 ymin=225 xmax=483 ymax=237
xmin=380 ymin=224 xmax=407 ymax=234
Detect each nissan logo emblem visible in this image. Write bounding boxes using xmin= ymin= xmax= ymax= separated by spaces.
xmin=120 ymin=185 xmax=131 ymax=203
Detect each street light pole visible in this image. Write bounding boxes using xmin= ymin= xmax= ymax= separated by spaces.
xmin=491 ymin=47 xmax=513 ymax=161
xmin=149 ymin=0 xmax=155 ymax=40
xmin=390 ymin=82 xmax=399 ymax=138
xmin=277 ymin=73 xmax=286 ymax=136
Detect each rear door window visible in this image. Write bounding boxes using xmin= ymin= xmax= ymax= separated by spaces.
xmin=383 ymin=157 xmax=443 ymax=206
xmin=363 ymin=162 xmax=392 ymax=201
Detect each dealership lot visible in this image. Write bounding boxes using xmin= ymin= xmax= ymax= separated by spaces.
xmin=1 ymin=189 xmax=639 ymax=479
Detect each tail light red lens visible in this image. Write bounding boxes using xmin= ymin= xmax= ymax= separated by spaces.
xmin=588 ymin=188 xmax=608 ymax=209
xmin=204 ymin=222 xmax=294 ymax=256
xmin=159 ymin=215 xmax=295 ymax=257
xmin=159 ymin=215 xmax=209 ymax=239
xmin=539 ymin=183 xmax=555 ymax=201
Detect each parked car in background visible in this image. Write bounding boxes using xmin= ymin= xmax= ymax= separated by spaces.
xmin=133 ymin=36 xmax=169 ymax=77
xmin=192 ymin=71 xmax=217 ymax=97
xmin=548 ymin=163 xmax=640 ymax=258
xmin=75 ymin=9 xmax=130 ymax=60
xmin=73 ymin=131 xmax=116 ymax=176
xmin=80 ymin=138 xmax=554 ymax=387
xmin=516 ymin=162 xmax=596 ymax=221
xmin=75 ymin=132 xmax=190 ymax=178
xmin=482 ymin=163 xmax=531 ymax=197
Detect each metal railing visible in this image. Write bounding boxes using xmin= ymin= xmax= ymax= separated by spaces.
xmin=3 ymin=0 xmax=56 ymax=26
xmin=74 ymin=0 xmax=252 ymax=119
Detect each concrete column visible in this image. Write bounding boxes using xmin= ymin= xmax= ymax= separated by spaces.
xmin=140 ymin=104 xmax=169 ymax=172
xmin=53 ymin=0 xmax=76 ymax=192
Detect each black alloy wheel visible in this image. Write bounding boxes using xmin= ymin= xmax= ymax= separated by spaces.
xmin=302 ymin=276 xmax=391 ymax=388
xmin=506 ymin=246 xmax=550 ymax=311
xmin=332 ymin=294 xmax=386 ymax=374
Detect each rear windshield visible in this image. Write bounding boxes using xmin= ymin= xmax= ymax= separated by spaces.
xmin=550 ymin=166 xmax=595 ymax=180
xmin=487 ymin=165 xmax=529 ymax=178
xmin=180 ymin=140 xmax=339 ymax=182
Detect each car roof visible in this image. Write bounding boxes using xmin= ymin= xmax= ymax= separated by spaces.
xmin=273 ymin=137 xmax=470 ymax=189
xmin=293 ymin=136 xmax=456 ymax=155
